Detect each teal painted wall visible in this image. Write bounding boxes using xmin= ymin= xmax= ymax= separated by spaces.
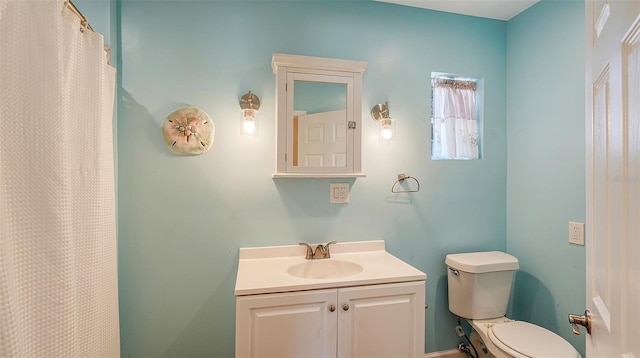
xmin=74 ymin=0 xmax=112 ymax=45
xmin=74 ymin=0 xmax=587 ymax=356
xmin=506 ymin=0 xmax=586 ymax=356
xmin=116 ymin=1 xmax=506 ymax=356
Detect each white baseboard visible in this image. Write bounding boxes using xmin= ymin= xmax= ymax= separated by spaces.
xmin=424 ymin=348 xmax=467 ymax=358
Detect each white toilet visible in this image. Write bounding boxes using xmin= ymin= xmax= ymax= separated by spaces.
xmin=446 ymin=251 xmax=580 ymax=358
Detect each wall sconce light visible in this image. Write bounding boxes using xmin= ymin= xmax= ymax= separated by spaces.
xmin=239 ymin=91 xmax=260 ymax=135
xmin=371 ymin=101 xmax=394 ymax=140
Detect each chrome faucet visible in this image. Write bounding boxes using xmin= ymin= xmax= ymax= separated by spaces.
xmin=298 ymin=241 xmax=337 ymax=259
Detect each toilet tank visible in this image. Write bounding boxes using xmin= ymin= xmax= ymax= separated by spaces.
xmin=446 ymin=251 xmax=519 ymax=320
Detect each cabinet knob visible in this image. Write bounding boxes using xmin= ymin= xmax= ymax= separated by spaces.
xmin=342 ymin=304 xmax=350 ymax=311
xmin=329 ymin=305 xmax=336 ymax=312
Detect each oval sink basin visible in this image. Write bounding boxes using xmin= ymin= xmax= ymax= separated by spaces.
xmin=287 ymin=260 xmax=364 ymax=279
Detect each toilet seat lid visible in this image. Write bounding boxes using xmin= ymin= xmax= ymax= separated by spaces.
xmin=490 ymin=321 xmax=579 ymax=358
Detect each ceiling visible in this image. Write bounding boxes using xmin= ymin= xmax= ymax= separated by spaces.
xmin=376 ymin=0 xmax=541 ymax=21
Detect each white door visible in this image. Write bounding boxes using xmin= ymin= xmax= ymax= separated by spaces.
xmin=337 ymin=281 xmax=425 ymax=358
xmin=235 ymin=289 xmax=337 ymax=358
xmin=296 ymin=109 xmax=347 ymax=168
xmin=585 ymin=1 xmax=640 ymax=356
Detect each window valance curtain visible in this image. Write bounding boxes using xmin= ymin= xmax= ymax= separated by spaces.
xmin=431 ymin=78 xmax=479 ymax=159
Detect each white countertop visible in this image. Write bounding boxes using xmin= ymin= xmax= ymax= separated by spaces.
xmin=235 ymin=240 xmax=426 ymax=296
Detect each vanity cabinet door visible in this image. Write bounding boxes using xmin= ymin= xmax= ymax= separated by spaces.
xmin=235 ymin=289 xmax=337 ymax=358
xmin=337 ymin=281 xmax=425 ymax=358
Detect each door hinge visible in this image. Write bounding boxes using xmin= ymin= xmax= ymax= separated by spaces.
xmin=348 ymin=121 xmax=356 ymax=129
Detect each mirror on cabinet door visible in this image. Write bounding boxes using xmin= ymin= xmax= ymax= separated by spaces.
xmin=272 ymin=54 xmax=367 ymax=178
xmin=292 ymin=79 xmax=347 ymax=169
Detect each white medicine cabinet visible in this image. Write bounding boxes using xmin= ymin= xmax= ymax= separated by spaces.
xmin=271 ymin=53 xmax=367 ymax=178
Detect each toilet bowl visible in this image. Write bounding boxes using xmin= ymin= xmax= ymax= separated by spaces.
xmin=469 ymin=317 xmax=581 ymax=358
xmin=446 ymin=251 xmax=580 ymax=358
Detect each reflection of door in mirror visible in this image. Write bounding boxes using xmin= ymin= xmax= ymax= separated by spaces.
xmin=294 ymin=110 xmax=347 ymax=167
xmin=292 ymin=81 xmax=347 ymax=168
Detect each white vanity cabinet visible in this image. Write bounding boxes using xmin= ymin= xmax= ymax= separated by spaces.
xmin=235 ymin=281 xmax=425 ymax=358
xmin=234 ymin=240 xmax=427 ymax=357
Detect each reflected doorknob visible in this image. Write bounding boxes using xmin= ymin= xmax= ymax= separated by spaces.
xmin=568 ymin=310 xmax=592 ymax=335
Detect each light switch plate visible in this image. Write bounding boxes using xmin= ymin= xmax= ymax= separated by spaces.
xmin=330 ymin=183 xmax=349 ymax=204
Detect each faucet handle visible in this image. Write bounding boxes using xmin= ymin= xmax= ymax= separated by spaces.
xmin=322 ymin=241 xmax=337 ymax=258
xmin=298 ymin=243 xmax=314 ymax=259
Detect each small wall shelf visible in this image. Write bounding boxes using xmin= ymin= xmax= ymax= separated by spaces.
xmin=272 ymin=173 xmax=366 ymax=179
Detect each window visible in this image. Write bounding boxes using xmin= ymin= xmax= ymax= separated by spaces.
xmin=431 ymin=73 xmax=482 ymax=160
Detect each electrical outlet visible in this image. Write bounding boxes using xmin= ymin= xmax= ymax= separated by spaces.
xmin=330 ymin=183 xmax=349 ymax=204
xmin=569 ymin=221 xmax=585 ymax=245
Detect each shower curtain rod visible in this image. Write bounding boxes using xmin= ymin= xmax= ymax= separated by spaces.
xmin=64 ymin=0 xmax=94 ymax=32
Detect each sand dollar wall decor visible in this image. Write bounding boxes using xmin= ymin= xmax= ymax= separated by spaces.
xmin=162 ymin=106 xmax=214 ymax=155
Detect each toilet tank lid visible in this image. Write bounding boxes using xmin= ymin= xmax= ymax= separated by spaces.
xmin=445 ymin=251 xmax=519 ymax=273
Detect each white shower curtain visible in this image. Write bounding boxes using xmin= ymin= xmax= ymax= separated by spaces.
xmin=0 ymin=1 xmax=120 ymax=357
